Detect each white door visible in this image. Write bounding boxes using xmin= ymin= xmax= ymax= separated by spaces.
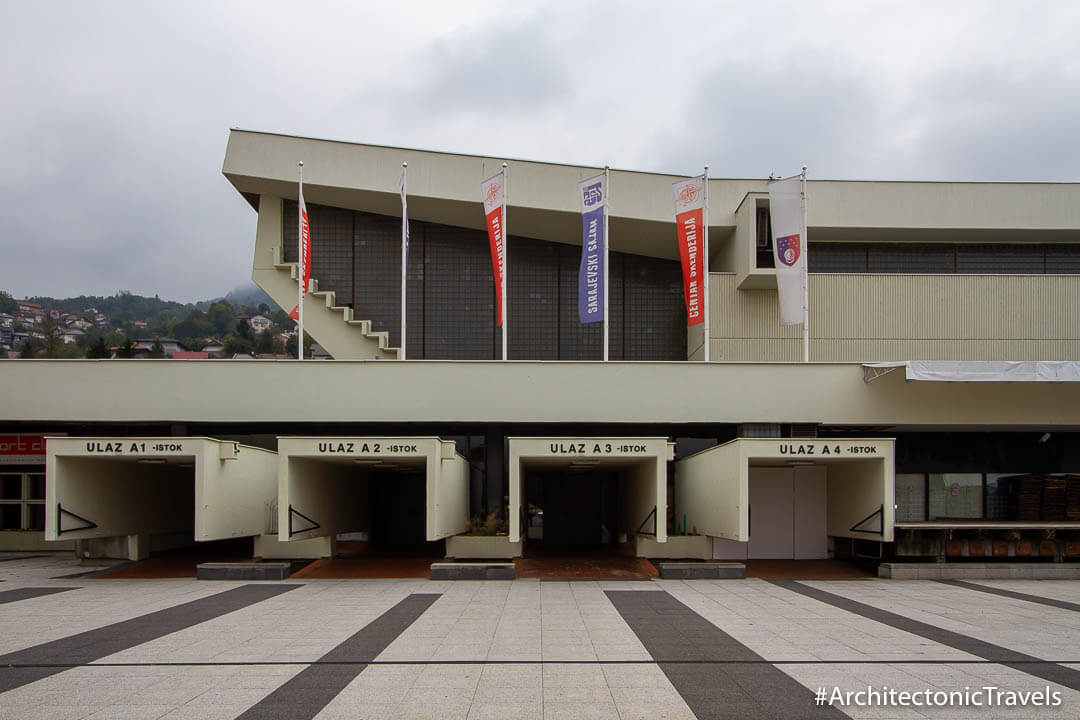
xmin=748 ymin=468 xmax=794 ymax=559
xmin=793 ymin=466 xmax=827 ymax=559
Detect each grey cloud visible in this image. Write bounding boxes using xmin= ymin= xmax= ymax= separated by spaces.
xmin=359 ymin=10 xmax=574 ymax=127
xmin=651 ymin=54 xmax=882 ymax=179
xmin=893 ymin=65 xmax=1080 ymax=181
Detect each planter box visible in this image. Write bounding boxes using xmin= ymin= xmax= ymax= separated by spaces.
xmin=445 ymin=535 xmax=522 ymax=560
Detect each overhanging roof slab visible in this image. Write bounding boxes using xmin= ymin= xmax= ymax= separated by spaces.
xmin=6 ymin=361 xmax=1080 ymax=429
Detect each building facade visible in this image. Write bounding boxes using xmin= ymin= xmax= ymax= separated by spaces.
xmin=1 ymin=129 xmax=1079 ymax=567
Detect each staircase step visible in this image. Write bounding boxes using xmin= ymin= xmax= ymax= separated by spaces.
xmin=330 ymin=306 xmax=354 ymax=321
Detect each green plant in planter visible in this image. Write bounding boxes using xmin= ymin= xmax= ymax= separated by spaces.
xmin=466 ymin=512 xmax=508 ymax=536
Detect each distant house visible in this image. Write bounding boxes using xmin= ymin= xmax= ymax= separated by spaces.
xmin=248 ymin=315 xmax=271 ymax=332
xmin=135 ymin=338 xmax=182 ymax=356
xmin=133 ymin=321 xmax=148 ymax=329
xmin=201 ymin=342 xmax=225 ymax=358
xmin=110 ymin=343 xmax=153 ymax=359
xmin=61 ymin=329 xmax=84 ymax=344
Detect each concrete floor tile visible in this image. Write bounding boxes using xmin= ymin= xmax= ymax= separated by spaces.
xmin=467 ymin=702 xmax=542 ymax=720
xmin=542 ymin=701 xmax=620 ymax=720
xmin=478 ymin=663 xmax=542 ymax=687
xmin=543 ymin=663 xmax=608 ymax=686
xmin=542 ymin=685 xmax=616 ymax=703
xmin=412 ymin=664 xmax=483 ymax=689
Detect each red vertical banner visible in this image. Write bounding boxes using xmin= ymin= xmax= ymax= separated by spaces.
xmin=299 ymin=189 xmax=311 ymax=299
xmin=481 ymin=171 xmax=506 ymax=327
xmin=673 ymin=176 xmax=705 ymax=326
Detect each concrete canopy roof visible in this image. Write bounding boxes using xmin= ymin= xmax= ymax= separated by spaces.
xmin=223 ymin=130 xmax=1080 ymax=260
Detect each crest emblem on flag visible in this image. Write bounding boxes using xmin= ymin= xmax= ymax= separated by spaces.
xmin=776 ymin=233 xmax=801 ymax=267
xmin=676 ymin=183 xmax=699 ymax=208
xmin=485 ymin=182 xmax=501 ymax=206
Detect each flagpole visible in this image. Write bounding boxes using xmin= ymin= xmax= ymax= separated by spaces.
xmin=702 ymin=166 xmax=710 ymax=363
xmin=801 ymin=165 xmax=809 ymax=363
xmin=297 ymin=161 xmax=304 ymax=362
xmin=501 ymin=162 xmax=508 ymax=361
xmin=400 ymin=161 xmax=408 ymax=361
xmin=603 ymin=165 xmax=610 ymax=362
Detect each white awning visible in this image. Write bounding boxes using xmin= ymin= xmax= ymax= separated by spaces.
xmin=864 ymin=360 xmax=1080 ymax=383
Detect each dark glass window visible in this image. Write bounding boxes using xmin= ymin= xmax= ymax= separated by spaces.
xmin=869 ymin=244 xmax=954 ymax=273
xmin=984 ymin=474 xmax=1015 ymax=520
xmin=280 ymin=201 xmax=686 ymax=360
xmin=755 ymin=207 xmax=774 ymax=269
xmin=27 ymin=474 xmax=45 ymax=500
xmin=0 ymin=475 xmax=20 ymax=500
xmin=27 ymin=504 xmax=44 ymax=531
xmin=1047 ymin=245 xmax=1080 ymax=274
xmin=957 ymin=244 xmax=1044 ymax=274
xmin=895 ymin=472 xmax=1080 ymax=522
xmin=809 ymin=244 xmax=867 ymax=273
xmin=352 ymin=211 xmax=403 ymax=346
xmin=810 ymin=242 xmax=1080 ymax=275
xmin=508 ymin=238 xmax=559 ymax=360
xmin=894 ymin=473 xmax=926 ymax=521
xmin=0 ymin=505 xmax=19 ymax=529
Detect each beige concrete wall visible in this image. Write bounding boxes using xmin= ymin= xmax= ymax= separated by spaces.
xmin=711 ymin=272 xmax=1080 ymax=362
xmin=281 ymin=457 xmax=369 ymax=540
xmin=8 ymin=360 xmax=1080 ymax=428
xmin=674 ymin=442 xmax=745 ymax=541
xmin=195 ymin=443 xmax=278 ymax=542
xmin=48 ymin=457 xmax=193 ymax=541
xmin=619 ymin=459 xmax=662 ymax=542
xmin=826 ymin=459 xmax=895 ymax=543
xmin=436 ymin=453 xmax=469 ymax=540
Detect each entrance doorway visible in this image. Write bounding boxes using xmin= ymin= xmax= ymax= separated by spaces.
xmin=525 ymin=470 xmax=618 ymax=551
xmin=748 ymin=466 xmax=827 ymax=559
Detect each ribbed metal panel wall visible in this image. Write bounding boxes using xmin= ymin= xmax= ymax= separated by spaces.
xmin=711 ymin=273 xmax=1080 ymax=361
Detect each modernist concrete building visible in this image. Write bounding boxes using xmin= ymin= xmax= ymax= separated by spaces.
xmin=2 ymin=129 xmax=1080 ymax=570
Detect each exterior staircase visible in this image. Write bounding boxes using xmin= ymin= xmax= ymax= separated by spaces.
xmin=273 ymin=253 xmax=399 ymax=360
xmin=250 ymin=194 xmax=399 ymax=360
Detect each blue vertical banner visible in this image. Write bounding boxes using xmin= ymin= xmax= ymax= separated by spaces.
xmin=578 ymin=173 xmax=606 ymax=324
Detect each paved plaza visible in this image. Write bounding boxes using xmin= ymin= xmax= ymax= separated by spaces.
xmin=2 ymin=554 xmax=1080 ymax=719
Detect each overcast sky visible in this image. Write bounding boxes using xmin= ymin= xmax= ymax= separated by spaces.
xmin=2 ymin=1 xmax=1077 ymax=303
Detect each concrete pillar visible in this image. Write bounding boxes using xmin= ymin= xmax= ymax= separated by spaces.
xmin=127 ymin=534 xmax=149 ymax=561
xmin=485 ymin=424 xmax=505 ymax=520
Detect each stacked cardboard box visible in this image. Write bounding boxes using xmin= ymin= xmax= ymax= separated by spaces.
xmin=1043 ymin=476 xmax=1067 ymax=521
xmin=1066 ymin=475 xmax=1080 ymax=521
xmin=1016 ymin=474 xmax=1044 ymax=521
